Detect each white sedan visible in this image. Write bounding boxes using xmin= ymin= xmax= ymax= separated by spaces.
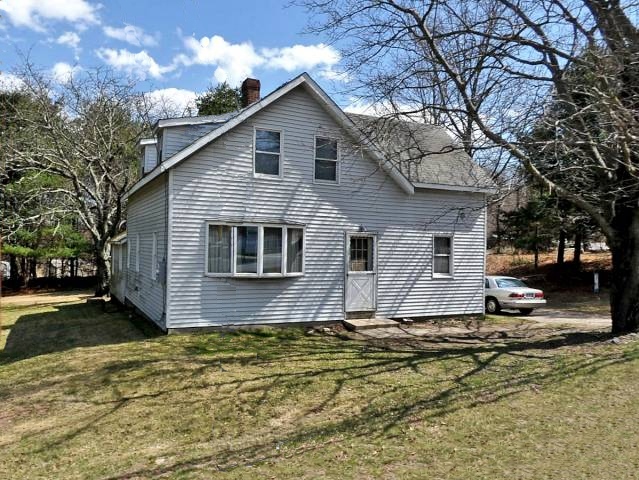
xmin=485 ymin=275 xmax=546 ymax=315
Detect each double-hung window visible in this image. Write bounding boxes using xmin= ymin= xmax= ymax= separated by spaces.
xmin=206 ymin=223 xmax=304 ymax=277
xmin=433 ymin=235 xmax=453 ymax=276
xmin=314 ymin=137 xmax=338 ymax=182
xmin=254 ymin=129 xmax=281 ymax=176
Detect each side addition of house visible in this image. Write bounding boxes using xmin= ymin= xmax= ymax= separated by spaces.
xmin=110 ymin=73 xmax=494 ymax=332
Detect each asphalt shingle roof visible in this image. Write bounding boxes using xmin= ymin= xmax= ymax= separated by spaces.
xmin=347 ymin=113 xmax=494 ymax=190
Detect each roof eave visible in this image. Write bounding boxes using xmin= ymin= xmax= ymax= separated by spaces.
xmin=413 ymin=182 xmax=497 ymax=194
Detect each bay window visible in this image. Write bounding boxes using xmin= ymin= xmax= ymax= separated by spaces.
xmin=205 ymin=223 xmax=304 ymax=277
xmin=208 ymin=225 xmax=232 ymax=274
xmin=236 ymin=226 xmax=258 ymax=273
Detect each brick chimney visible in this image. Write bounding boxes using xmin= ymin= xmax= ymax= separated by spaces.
xmin=241 ymin=78 xmax=260 ymax=107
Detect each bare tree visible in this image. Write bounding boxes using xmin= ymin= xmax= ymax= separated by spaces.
xmin=2 ymin=63 xmax=154 ymax=295
xmin=303 ymin=0 xmax=639 ymax=333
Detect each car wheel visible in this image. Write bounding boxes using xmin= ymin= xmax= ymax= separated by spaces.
xmin=518 ymin=308 xmax=533 ymax=315
xmin=485 ymin=297 xmax=501 ymax=314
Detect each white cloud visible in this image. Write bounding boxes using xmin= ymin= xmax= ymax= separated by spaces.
xmin=145 ymin=87 xmax=198 ymax=117
xmin=0 ymin=72 xmax=24 ymax=91
xmin=51 ymin=62 xmax=82 ymax=83
xmin=176 ymin=35 xmax=342 ymax=86
xmin=56 ymin=31 xmax=81 ymax=57
xmin=103 ymin=24 xmax=158 ymax=47
xmin=96 ymin=48 xmax=174 ymax=80
xmin=0 ymin=0 xmax=99 ymax=32
xmin=261 ymin=44 xmax=340 ymax=72
xmin=179 ymin=35 xmax=264 ymax=85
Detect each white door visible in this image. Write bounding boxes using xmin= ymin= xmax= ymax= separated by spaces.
xmin=345 ymin=233 xmax=377 ymax=312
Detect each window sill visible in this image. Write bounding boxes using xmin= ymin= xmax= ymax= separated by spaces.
xmin=313 ymin=178 xmax=340 ymax=186
xmin=253 ymin=173 xmax=283 ymax=180
xmin=432 ymin=273 xmax=454 ymax=279
xmin=204 ymin=273 xmax=304 ymax=279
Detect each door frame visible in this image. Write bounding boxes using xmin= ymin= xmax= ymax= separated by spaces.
xmin=343 ymin=231 xmax=378 ymax=313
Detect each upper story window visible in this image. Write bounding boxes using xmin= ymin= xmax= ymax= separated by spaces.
xmin=314 ymin=137 xmax=338 ymax=182
xmin=206 ymin=223 xmax=304 ymax=278
xmin=433 ymin=235 xmax=453 ymax=276
xmin=254 ymin=129 xmax=281 ymax=176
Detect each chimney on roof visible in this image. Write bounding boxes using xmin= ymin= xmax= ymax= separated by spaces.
xmin=241 ymin=78 xmax=260 ymax=107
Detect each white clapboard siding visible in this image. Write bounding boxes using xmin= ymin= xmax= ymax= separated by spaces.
xmin=143 ymin=144 xmax=157 ymax=173
xmin=166 ymin=85 xmax=486 ymax=328
xmin=162 ymin=123 xmax=222 ymax=161
xmin=126 ymin=175 xmax=167 ymax=328
xmin=110 ymin=243 xmax=127 ymax=303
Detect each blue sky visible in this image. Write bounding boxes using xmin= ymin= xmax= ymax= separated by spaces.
xmin=0 ymin=0 xmax=353 ymax=113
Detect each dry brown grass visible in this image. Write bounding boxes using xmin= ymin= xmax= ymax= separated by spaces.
xmin=487 ymin=250 xmax=611 ymax=276
xmin=2 ymin=294 xmax=639 ymax=479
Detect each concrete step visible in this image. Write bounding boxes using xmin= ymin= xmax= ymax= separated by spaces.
xmin=343 ymin=317 xmax=399 ymax=331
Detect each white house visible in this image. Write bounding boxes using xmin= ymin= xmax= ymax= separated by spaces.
xmin=111 ymin=73 xmax=494 ymax=332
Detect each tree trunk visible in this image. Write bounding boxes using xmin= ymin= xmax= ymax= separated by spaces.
xmin=573 ymin=227 xmax=582 ymax=268
xmin=533 ymin=224 xmax=539 ymax=270
xmin=9 ymin=254 xmax=20 ymax=287
xmin=29 ymin=258 xmax=37 ymax=279
xmin=557 ymin=229 xmax=566 ymax=265
xmin=94 ymin=243 xmax=110 ymax=296
xmin=610 ymin=247 xmax=639 ymax=333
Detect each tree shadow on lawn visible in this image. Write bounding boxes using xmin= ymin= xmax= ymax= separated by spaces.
xmin=49 ymin=328 xmax=634 ymax=479
xmin=0 ymin=301 xmax=161 ymax=363
xmin=2 ymin=304 xmax=636 ymax=478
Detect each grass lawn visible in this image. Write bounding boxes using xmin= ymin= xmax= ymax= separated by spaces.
xmin=2 ymin=294 xmax=639 ymax=479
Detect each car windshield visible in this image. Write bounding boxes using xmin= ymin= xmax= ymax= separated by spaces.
xmin=495 ymin=278 xmax=528 ymax=288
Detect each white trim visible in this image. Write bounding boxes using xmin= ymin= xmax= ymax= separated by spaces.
xmin=344 ymin=231 xmax=378 ymax=312
xmin=313 ymin=135 xmax=340 ymax=185
xmin=124 ymin=73 xmax=415 ymax=200
xmin=432 ymin=234 xmax=454 ymax=278
xmin=139 ymin=138 xmax=157 ymax=146
xmin=482 ymin=198 xmax=488 ymax=314
xmin=165 ymin=170 xmax=174 ymax=328
xmin=253 ymin=127 xmax=283 ymax=179
xmin=135 ymin=233 xmax=140 ymax=273
xmin=151 ymin=232 xmax=158 ymax=280
xmin=203 ymin=221 xmax=305 ymax=278
xmin=414 ymin=182 xmax=497 ymax=194
xmin=156 ymin=113 xmax=235 ymax=129
xmin=127 ymin=235 xmax=131 ymax=269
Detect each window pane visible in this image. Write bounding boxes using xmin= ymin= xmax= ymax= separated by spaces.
xmin=434 ymin=237 xmax=451 ymax=255
xmin=315 ymin=137 xmax=337 ymax=160
xmin=350 ymin=236 xmax=372 ymax=272
xmin=434 ymin=256 xmax=450 ymax=274
xmin=256 ymin=130 xmax=280 ymax=153
xmin=208 ymin=225 xmax=231 ymax=273
xmin=255 ymin=152 xmax=280 ymax=175
xmin=263 ymin=227 xmax=283 ymax=274
xmin=236 ymin=226 xmax=258 ymax=273
xmin=315 ymin=159 xmax=337 ymax=181
xmin=287 ymin=228 xmax=304 ymax=273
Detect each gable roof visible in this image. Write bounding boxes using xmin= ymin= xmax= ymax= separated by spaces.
xmin=125 ymin=73 xmax=494 ymax=200
xmin=125 ymin=73 xmax=415 ymax=200
xmin=347 ymin=114 xmax=495 ymax=193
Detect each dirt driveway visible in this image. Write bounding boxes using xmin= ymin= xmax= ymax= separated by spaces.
xmin=493 ymin=308 xmax=611 ymax=329
xmin=2 ymin=290 xmax=93 ymax=308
